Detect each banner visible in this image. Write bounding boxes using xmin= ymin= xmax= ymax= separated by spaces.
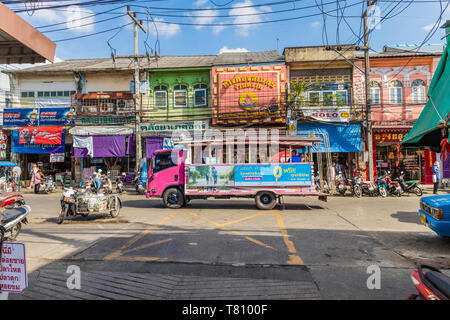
xmin=2 ymin=108 xmax=74 ymax=127
xmin=187 ymin=163 xmax=312 ymax=188
xmin=301 ymin=107 xmax=351 ymax=123
xmin=50 ymin=153 xmax=65 ymax=163
xmin=19 ymin=127 xmax=63 ymax=145
xmin=0 ymin=130 xmax=7 ymax=160
xmin=13 ymin=129 xmax=65 ymax=154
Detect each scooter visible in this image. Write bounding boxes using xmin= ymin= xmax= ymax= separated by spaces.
xmin=0 ymin=204 xmax=30 ymax=240
xmin=408 ymin=264 xmax=449 ymax=300
xmin=375 ymin=174 xmax=388 ymax=198
xmin=314 ymin=171 xmax=329 ymax=193
xmin=335 ymin=171 xmax=347 ymax=196
xmin=0 ymin=192 xmax=25 ymax=208
xmin=116 ymin=175 xmax=125 ymax=194
xmin=134 ymin=172 xmax=145 ymax=195
xmin=398 ymin=171 xmax=423 ymax=196
xmin=101 ymin=172 xmax=113 ymax=195
xmin=39 ymin=176 xmax=55 ymax=194
xmin=385 ymin=171 xmax=402 ymax=197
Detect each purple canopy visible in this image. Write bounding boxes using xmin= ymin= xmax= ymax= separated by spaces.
xmin=73 ymin=135 xmax=126 ymax=158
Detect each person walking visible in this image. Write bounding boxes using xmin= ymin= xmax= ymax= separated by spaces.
xmin=432 ymin=161 xmax=441 ymax=194
xmin=33 ymin=170 xmax=42 ymax=194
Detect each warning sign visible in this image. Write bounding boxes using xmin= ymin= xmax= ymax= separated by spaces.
xmin=0 ymin=242 xmax=27 ymax=292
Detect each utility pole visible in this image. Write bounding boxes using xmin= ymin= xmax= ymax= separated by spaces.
xmin=127 ymin=6 xmax=146 ymax=172
xmin=363 ymin=0 xmax=377 ymax=182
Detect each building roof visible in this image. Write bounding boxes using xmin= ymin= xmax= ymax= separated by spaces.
xmin=0 ymin=2 xmax=55 ymax=64
xmin=9 ymin=50 xmax=284 ymax=74
xmin=356 ymin=44 xmax=445 ymax=59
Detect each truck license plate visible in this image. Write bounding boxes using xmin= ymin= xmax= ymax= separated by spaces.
xmin=420 ymin=214 xmax=427 ymax=226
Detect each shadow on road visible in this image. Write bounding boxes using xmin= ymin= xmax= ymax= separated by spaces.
xmin=390 ymin=211 xmax=422 ymax=225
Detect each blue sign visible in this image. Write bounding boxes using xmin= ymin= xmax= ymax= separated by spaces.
xmin=12 ymin=130 xmax=65 ymax=154
xmin=3 ymin=108 xmax=74 ymax=127
xmin=234 ymin=163 xmax=312 ymax=186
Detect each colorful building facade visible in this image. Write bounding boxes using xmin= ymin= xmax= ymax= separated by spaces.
xmin=353 ymin=45 xmax=443 ymax=183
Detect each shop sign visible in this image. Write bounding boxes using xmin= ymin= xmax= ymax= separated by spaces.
xmin=0 ymin=242 xmax=27 ymax=293
xmin=19 ymin=127 xmax=63 ymax=145
xmin=301 ymin=107 xmax=350 ymax=122
xmin=3 ymin=108 xmax=74 ymax=127
xmin=140 ymin=121 xmax=208 ymax=133
xmin=50 ymin=153 xmax=65 ymax=163
xmin=374 ymin=131 xmax=408 ymax=143
xmin=0 ymin=130 xmax=7 ymax=160
xmin=76 ymin=116 xmax=135 ymax=125
xmin=12 ymin=130 xmax=65 ymax=154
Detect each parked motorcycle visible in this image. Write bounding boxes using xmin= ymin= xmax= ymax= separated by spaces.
xmin=314 ymin=171 xmax=329 ymax=194
xmin=375 ymin=174 xmax=388 ymax=198
xmin=398 ymin=171 xmax=423 ymax=196
xmin=116 ymin=173 xmax=125 ymax=194
xmin=408 ymin=264 xmax=449 ymax=300
xmin=134 ymin=172 xmax=145 ymax=195
xmin=385 ymin=171 xmax=402 ymax=197
xmin=335 ymin=171 xmax=347 ymax=196
xmin=0 ymin=204 xmax=30 ymax=240
xmin=58 ymin=187 xmax=121 ymax=224
xmin=39 ymin=175 xmax=56 ymax=194
xmin=0 ymin=192 xmax=25 ymax=208
xmin=101 ymin=172 xmax=113 ymax=195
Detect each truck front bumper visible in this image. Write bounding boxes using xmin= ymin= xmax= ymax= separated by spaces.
xmin=419 ymin=209 xmax=450 ymax=237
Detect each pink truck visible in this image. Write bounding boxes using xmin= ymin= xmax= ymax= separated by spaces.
xmin=146 ymin=138 xmax=326 ymax=210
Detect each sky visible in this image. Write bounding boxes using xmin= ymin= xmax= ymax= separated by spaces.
xmin=8 ymin=0 xmax=450 ymax=61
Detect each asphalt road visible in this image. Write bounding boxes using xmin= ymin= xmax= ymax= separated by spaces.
xmin=5 ymin=186 xmax=450 ymax=300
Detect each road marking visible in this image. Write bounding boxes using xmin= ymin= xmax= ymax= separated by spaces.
xmin=230 ymin=231 xmax=275 ymax=250
xmin=123 ymin=238 xmax=174 ymax=255
xmin=273 ymin=210 xmax=304 ymax=265
xmin=183 ymin=210 xmax=222 ymax=227
xmin=104 ymin=212 xmax=176 ymax=261
xmin=219 ymin=210 xmax=274 ymax=227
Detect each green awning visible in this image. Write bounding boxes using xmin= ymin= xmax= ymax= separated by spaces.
xmin=402 ymin=45 xmax=450 ymax=148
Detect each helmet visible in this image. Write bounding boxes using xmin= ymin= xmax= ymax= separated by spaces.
xmin=97 ymin=169 xmax=102 ymax=173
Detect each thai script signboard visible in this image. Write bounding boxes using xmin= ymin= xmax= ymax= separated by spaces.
xmin=0 ymin=242 xmax=27 ymax=293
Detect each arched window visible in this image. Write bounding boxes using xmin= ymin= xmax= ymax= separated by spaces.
xmin=389 ymin=80 xmax=403 ymax=104
xmin=369 ymin=81 xmax=381 ymax=105
xmin=412 ymin=79 xmax=426 ymax=104
xmin=193 ymin=84 xmax=208 ymax=107
xmin=154 ymin=85 xmax=167 ymax=108
xmin=173 ymin=84 xmax=188 ymax=108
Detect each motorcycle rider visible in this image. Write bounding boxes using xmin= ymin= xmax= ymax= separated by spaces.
xmin=93 ymin=169 xmax=103 ymax=191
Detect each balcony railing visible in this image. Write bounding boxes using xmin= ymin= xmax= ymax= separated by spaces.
xmin=72 ymin=92 xmax=135 ymax=115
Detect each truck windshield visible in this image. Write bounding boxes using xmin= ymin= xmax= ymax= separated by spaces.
xmin=153 ymin=152 xmax=178 ymax=174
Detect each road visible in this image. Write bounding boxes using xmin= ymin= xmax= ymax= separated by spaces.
xmin=5 ymin=186 xmax=450 ymax=300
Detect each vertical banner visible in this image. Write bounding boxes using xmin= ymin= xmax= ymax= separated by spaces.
xmin=0 ymin=130 xmax=7 ymax=160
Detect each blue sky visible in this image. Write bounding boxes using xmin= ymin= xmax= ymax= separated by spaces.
xmin=11 ymin=0 xmax=450 ymax=61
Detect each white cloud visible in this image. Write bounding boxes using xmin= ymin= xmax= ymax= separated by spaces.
xmin=310 ymin=21 xmax=321 ymax=29
xmin=148 ymin=18 xmax=180 ymax=38
xmin=194 ymin=0 xmax=209 ymax=7
xmin=192 ymin=7 xmax=219 ymax=30
xmin=213 ymin=23 xmax=226 ymax=35
xmin=219 ymin=46 xmax=248 ymax=54
xmin=229 ymin=0 xmax=271 ymax=36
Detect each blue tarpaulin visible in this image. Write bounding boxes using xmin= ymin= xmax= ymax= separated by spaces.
xmin=297 ymin=123 xmax=361 ymax=153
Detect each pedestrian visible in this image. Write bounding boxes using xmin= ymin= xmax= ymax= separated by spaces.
xmin=30 ymin=163 xmax=38 ymax=190
xmin=432 ymin=161 xmax=440 ymax=194
xmin=34 ymin=170 xmax=42 ymax=194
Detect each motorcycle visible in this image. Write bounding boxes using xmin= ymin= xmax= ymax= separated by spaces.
xmin=408 ymin=264 xmax=449 ymax=300
xmin=385 ymin=171 xmax=402 ymax=197
xmin=134 ymin=172 xmax=145 ymax=195
xmin=0 ymin=204 xmax=30 ymax=240
xmin=335 ymin=171 xmax=347 ymax=196
xmin=398 ymin=171 xmax=423 ymax=196
xmin=375 ymin=174 xmax=388 ymax=198
xmin=101 ymin=172 xmax=113 ymax=195
xmin=0 ymin=191 xmax=25 ymax=208
xmin=58 ymin=187 xmax=121 ymax=224
xmin=116 ymin=174 xmax=125 ymax=194
xmin=314 ymin=171 xmax=329 ymax=194
xmin=39 ymin=175 xmax=56 ymax=194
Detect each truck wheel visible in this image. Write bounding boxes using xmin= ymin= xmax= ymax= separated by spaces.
xmin=255 ymin=192 xmax=277 ymax=210
xmin=163 ymin=188 xmax=184 ymax=209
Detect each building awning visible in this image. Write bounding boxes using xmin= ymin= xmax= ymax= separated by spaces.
xmin=297 ymin=123 xmax=361 ymax=153
xmin=0 ymin=3 xmax=55 ymax=64
xmin=402 ymin=38 xmax=450 ymax=149
xmin=69 ymin=126 xmax=134 ymax=136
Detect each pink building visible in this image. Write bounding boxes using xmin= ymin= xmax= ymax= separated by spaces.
xmin=353 ymin=45 xmax=443 ymax=184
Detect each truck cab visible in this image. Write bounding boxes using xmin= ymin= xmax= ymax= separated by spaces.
xmin=147 ymin=149 xmax=185 ymax=199
xmin=419 ymin=195 xmax=450 ymax=237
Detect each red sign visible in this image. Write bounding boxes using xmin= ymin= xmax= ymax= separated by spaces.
xmin=19 ymin=127 xmax=63 ymax=145
xmin=374 ymin=131 xmax=409 ymax=143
